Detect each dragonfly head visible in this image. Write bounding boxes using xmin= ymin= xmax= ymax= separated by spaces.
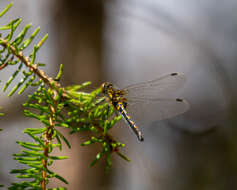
xmin=101 ymin=82 xmax=113 ymax=94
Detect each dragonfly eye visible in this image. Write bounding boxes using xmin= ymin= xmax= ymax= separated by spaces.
xmin=101 ymin=82 xmax=113 ymax=94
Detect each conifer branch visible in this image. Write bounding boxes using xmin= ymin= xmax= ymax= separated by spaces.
xmin=41 ymin=91 xmax=57 ymax=190
xmin=0 ymin=3 xmax=127 ymax=189
xmin=0 ymin=38 xmax=67 ymax=95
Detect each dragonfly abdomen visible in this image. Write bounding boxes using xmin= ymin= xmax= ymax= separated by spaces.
xmin=116 ymin=103 xmax=144 ymax=141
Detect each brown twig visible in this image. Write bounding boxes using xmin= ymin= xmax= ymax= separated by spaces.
xmin=0 ymin=55 xmax=14 ymax=70
xmin=92 ymin=122 xmax=121 ymax=153
xmin=41 ymin=91 xmax=57 ymax=190
xmin=0 ymin=62 xmax=8 ymax=70
xmin=0 ymin=38 xmax=69 ymax=96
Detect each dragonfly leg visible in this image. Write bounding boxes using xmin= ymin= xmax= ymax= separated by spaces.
xmin=105 ymin=104 xmax=111 ymax=119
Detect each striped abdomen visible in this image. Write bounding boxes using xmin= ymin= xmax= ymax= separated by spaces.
xmin=116 ymin=102 xmax=144 ymax=141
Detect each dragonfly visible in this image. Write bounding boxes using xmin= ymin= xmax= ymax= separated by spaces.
xmin=101 ymin=73 xmax=189 ymax=141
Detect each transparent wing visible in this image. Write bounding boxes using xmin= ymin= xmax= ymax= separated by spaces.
xmin=126 ymin=97 xmax=189 ymax=126
xmin=122 ymin=73 xmax=185 ymax=99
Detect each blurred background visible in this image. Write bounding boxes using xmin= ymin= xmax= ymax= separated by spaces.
xmin=0 ymin=0 xmax=237 ymax=189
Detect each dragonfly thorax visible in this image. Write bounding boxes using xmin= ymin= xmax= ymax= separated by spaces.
xmin=101 ymin=82 xmax=128 ymax=108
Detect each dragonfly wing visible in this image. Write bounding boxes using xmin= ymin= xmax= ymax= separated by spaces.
xmin=122 ymin=73 xmax=185 ymax=99
xmin=126 ymin=97 xmax=189 ymax=126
